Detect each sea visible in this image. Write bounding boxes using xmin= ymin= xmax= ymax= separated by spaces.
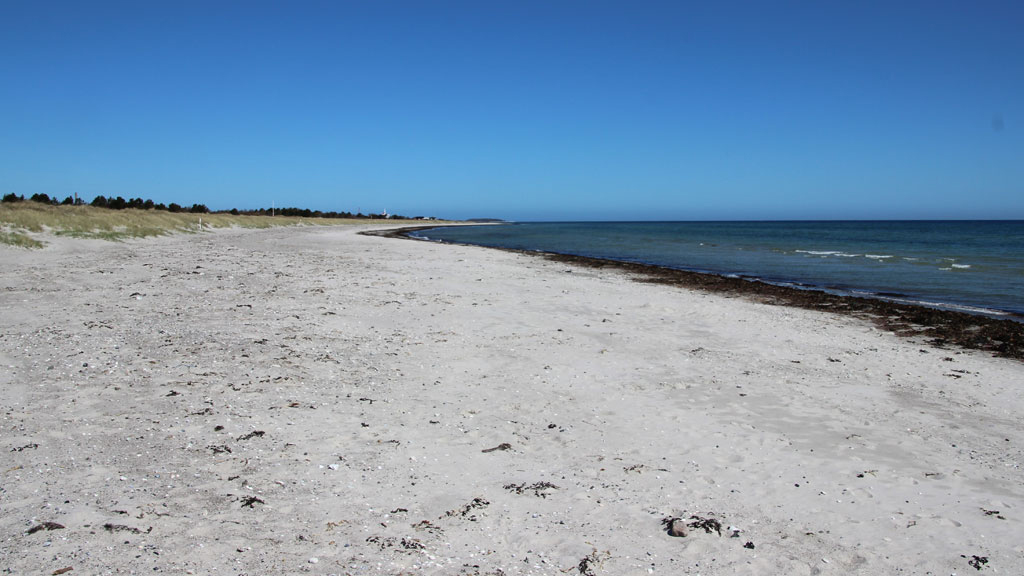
xmin=410 ymin=221 xmax=1024 ymax=318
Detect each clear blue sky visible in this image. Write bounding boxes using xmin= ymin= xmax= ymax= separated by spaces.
xmin=2 ymin=1 xmax=1021 ymax=221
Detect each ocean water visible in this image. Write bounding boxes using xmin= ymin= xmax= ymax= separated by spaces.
xmin=411 ymin=221 xmax=1024 ymax=317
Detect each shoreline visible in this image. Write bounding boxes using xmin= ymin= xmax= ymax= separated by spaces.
xmin=3 ymin=225 xmax=1024 ymax=574
xmin=377 ymin=224 xmax=1024 ymax=361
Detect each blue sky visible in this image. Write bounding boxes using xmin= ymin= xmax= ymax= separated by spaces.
xmin=1 ymin=1 xmax=1022 ymax=221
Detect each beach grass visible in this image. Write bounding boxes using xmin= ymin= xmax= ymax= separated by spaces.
xmin=0 ymin=202 xmax=399 ymax=247
xmin=0 ymin=229 xmax=46 ymax=249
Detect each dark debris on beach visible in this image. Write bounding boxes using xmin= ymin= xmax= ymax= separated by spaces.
xmin=26 ymin=522 xmax=64 ymax=534
xmin=504 ymin=481 xmax=559 ymax=498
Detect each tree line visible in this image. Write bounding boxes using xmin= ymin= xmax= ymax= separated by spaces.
xmin=1 ymin=192 xmax=428 ymax=220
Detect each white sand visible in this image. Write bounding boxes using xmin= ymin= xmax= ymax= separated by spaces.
xmin=2 ymin=225 xmax=1022 ymax=575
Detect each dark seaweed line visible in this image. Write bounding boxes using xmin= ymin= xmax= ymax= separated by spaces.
xmin=368 ymin=225 xmax=1024 ymax=361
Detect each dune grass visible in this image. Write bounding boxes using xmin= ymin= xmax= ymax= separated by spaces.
xmin=0 ymin=202 xmax=396 ymax=248
xmin=0 ymin=229 xmax=46 ymax=248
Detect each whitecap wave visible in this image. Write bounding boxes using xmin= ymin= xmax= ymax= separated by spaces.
xmin=883 ymin=297 xmax=1010 ymax=316
xmin=865 ymin=254 xmax=893 ymax=260
xmin=795 ymin=250 xmax=860 ymax=257
xmin=951 ymin=264 xmax=971 ymax=269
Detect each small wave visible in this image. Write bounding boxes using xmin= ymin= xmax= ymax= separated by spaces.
xmin=795 ymin=250 xmax=860 ymax=257
xmin=796 ymin=250 xmax=842 ymax=255
xmin=865 ymin=254 xmax=893 ymax=260
xmin=951 ymin=264 xmax=971 ymax=269
xmin=883 ymin=297 xmax=1011 ymax=317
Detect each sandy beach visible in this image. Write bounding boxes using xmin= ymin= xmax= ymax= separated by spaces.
xmin=2 ymin=224 xmax=1022 ymax=575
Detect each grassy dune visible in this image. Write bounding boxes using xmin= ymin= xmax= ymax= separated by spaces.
xmin=0 ymin=202 xmax=402 ymax=248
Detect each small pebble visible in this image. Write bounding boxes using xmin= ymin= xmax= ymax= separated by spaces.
xmin=308 ymin=557 xmax=318 ymax=564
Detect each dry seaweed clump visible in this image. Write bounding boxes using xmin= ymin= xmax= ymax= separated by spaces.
xmin=444 ymin=497 xmax=490 ymax=521
xmin=574 ymin=549 xmax=610 ymax=576
xmin=503 ymin=481 xmax=559 ymax=498
xmin=661 ymin=514 xmax=724 ymax=537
